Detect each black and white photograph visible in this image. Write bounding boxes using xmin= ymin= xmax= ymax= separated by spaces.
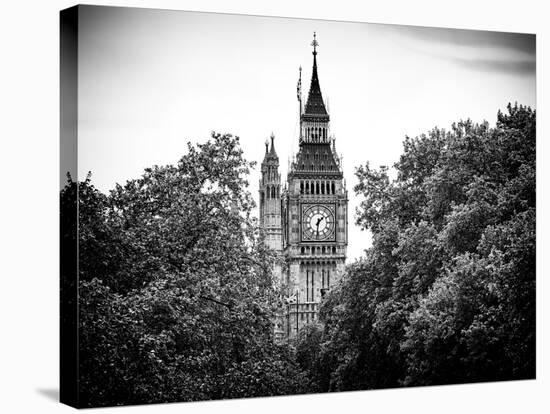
xmin=58 ymin=4 xmax=537 ymax=408
xmin=4 ymin=1 xmax=548 ymax=413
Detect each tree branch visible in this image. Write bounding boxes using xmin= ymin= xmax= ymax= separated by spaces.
xmin=199 ymin=295 xmax=233 ymax=310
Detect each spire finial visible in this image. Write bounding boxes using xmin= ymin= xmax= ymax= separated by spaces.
xmin=270 ymin=132 xmax=275 ymax=148
xmin=265 ymin=139 xmax=269 ymax=153
xmin=311 ymin=31 xmax=318 ymax=55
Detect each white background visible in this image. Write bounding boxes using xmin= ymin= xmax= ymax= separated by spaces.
xmin=0 ymin=0 xmax=548 ymax=413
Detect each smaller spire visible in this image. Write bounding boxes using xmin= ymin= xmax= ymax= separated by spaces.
xmin=265 ymin=139 xmax=269 ymax=154
xmin=269 ymin=133 xmax=278 ymax=157
xmin=297 ymin=66 xmax=302 ymax=103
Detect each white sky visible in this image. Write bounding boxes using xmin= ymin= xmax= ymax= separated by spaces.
xmin=77 ymin=6 xmax=536 ymax=261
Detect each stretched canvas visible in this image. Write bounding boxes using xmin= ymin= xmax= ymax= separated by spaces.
xmin=60 ymin=4 xmax=536 ymax=408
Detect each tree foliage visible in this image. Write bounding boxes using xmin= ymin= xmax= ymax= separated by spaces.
xmin=61 ymin=133 xmax=309 ymax=407
xmin=298 ymin=103 xmax=535 ymax=390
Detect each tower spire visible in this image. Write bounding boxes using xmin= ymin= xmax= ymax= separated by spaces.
xmin=269 ymin=132 xmax=277 ymax=156
xmin=304 ymin=32 xmax=328 ymax=117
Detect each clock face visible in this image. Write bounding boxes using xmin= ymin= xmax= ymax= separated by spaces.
xmin=302 ymin=204 xmax=335 ymax=241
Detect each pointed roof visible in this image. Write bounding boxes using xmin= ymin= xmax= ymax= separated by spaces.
xmin=268 ymin=133 xmax=278 ymax=157
xmin=304 ymin=33 xmax=328 ymax=117
xmin=291 ymin=143 xmax=342 ymax=177
xmin=262 ymin=133 xmax=279 ymax=164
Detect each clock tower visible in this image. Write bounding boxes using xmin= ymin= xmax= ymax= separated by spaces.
xmin=280 ymin=33 xmax=348 ymax=339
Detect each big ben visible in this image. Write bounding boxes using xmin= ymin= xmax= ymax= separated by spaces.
xmin=278 ymin=33 xmax=348 ymax=339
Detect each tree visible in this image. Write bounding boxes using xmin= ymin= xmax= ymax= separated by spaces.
xmin=64 ymin=133 xmax=309 ymax=406
xmin=308 ymin=103 xmax=535 ymax=389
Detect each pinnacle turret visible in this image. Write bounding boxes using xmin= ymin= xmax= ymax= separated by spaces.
xmin=269 ymin=133 xmax=278 ymax=157
xmin=263 ymin=133 xmax=279 ymax=163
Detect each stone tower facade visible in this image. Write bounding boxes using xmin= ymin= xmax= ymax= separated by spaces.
xmin=259 ymin=134 xmax=285 ymax=342
xmin=260 ymin=34 xmax=348 ymax=341
xmin=259 ymin=134 xmax=282 ymax=253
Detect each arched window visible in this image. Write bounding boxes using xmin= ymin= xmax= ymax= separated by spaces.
xmin=332 ymin=182 xmax=335 ymax=194
xmin=321 ymin=182 xmax=325 ymax=194
xmin=306 ymin=182 xmax=309 ymax=194
xmin=316 ymin=182 xmax=320 ymax=194
xmin=300 ymin=181 xmax=304 ymax=194
xmin=271 ymin=187 xmax=276 ymax=198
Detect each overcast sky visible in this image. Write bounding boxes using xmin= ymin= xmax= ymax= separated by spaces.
xmin=77 ymin=5 xmax=536 ymax=261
